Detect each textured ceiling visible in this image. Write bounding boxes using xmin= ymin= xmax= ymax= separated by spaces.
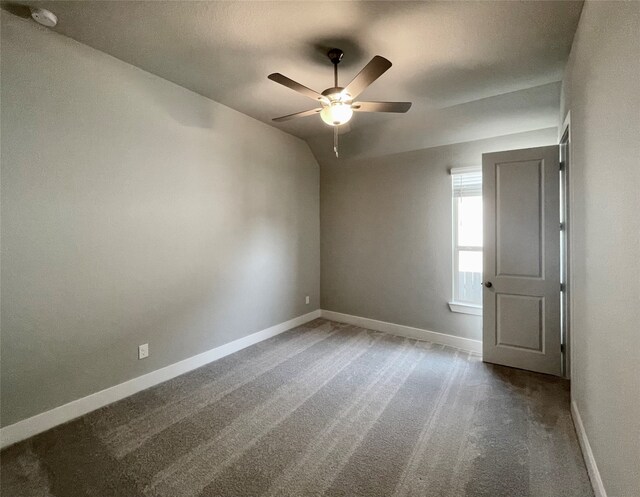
xmin=4 ymin=1 xmax=583 ymax=161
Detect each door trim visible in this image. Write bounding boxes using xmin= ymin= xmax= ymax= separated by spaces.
xmin=560 ymin=111 xmax=572 ymax=379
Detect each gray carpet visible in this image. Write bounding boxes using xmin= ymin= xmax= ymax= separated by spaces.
xmin=1 ymin=319 xmax=593 ymax=497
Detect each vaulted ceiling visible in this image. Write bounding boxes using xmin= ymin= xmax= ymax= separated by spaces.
xmin=5 ymin=1 xmax=583 ymax=164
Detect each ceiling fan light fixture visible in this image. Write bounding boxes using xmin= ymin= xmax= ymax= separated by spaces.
xmin=320 ymin=90 xmax=354 ymax=126
xmin=320 ymin=101 xmax=353 ymax=126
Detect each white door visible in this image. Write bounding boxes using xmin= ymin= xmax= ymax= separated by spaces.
xmin=482 ymin=145 xmax=562 ymax=376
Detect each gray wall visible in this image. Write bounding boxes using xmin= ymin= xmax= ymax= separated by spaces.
xmin=321 ymin=128 xmax=557 ymax=341
xmin=560 ymin=2 xmax=640 ymax=496
xmin=0 ymin=14 xmax=320 ymax=427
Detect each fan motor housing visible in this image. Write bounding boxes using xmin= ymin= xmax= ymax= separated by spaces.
xmin=327 ymin=48 xmax=344 ymax=65
xmin=321 ymin=87 xmax=345 ymax=97
xmin=321 ymin=87 xmax=352 ymax=103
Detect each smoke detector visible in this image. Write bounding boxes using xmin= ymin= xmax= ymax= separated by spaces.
xmin=30 ymin=8 xmax=57 ymax=28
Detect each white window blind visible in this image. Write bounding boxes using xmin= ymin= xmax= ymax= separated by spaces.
xmin=451 ymin=167 xmax=482 ymax=197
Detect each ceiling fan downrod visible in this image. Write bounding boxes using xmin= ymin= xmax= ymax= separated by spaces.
xmin=327 ymin=48 xmax=344 ymax=87
xmin=328 ymin=48 xmax=344 ymax=158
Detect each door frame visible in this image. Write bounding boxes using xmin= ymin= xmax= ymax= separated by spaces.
xmin=559 ymin=112 xmax=572 ymax=379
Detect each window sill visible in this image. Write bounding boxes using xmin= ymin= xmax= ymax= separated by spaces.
xmin=448 ymin=302 xmax=482 ymax=316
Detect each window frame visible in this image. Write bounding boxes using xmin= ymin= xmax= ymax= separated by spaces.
xmin=449 ymin=166 xmax=483 ymax=315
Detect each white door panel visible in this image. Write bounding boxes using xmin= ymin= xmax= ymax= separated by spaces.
xmin=483 ymin=145 xmax=561 ymax=376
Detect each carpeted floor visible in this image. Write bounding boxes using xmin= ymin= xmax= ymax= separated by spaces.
xmin=1 ymin=319 xmax=593 ymax=497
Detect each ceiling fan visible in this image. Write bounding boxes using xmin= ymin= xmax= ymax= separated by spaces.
xmin=268 ymin=48 xmax=412 ymax=157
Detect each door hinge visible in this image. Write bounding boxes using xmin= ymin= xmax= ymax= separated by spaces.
xmin=561 ymin=343 xmax=566 ymax=353
xmin=560 ymin=222 xmax=565 ymax=231
xmin=560 ymin=282 xmax=566 ymax=292
xmin=559 ymin=161 xmax=565 ymax=171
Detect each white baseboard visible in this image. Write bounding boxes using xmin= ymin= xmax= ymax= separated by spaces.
xmin=0 ymin=309 xmax=321 ymax=450
xmin=571 ymin=400 xmax=607 ymax=497
xmin=320 ymin=310 xmax=482 ymax=354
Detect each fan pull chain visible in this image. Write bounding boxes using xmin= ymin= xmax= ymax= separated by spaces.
xmin=334 ymin=127 xmax=339 ymax=158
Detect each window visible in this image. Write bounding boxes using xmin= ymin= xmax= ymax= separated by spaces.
xmin=449 ymin=167 xmax=483 ymax=315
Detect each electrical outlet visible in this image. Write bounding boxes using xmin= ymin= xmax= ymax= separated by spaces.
xmin=138 ymin=343 xmax=149 ymax=360
xmin=305 ymin=295 xmax=310 ymax=305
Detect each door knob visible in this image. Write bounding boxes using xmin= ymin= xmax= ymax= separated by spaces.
xmin=484 ymin=281 xmax=493 ymax=288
